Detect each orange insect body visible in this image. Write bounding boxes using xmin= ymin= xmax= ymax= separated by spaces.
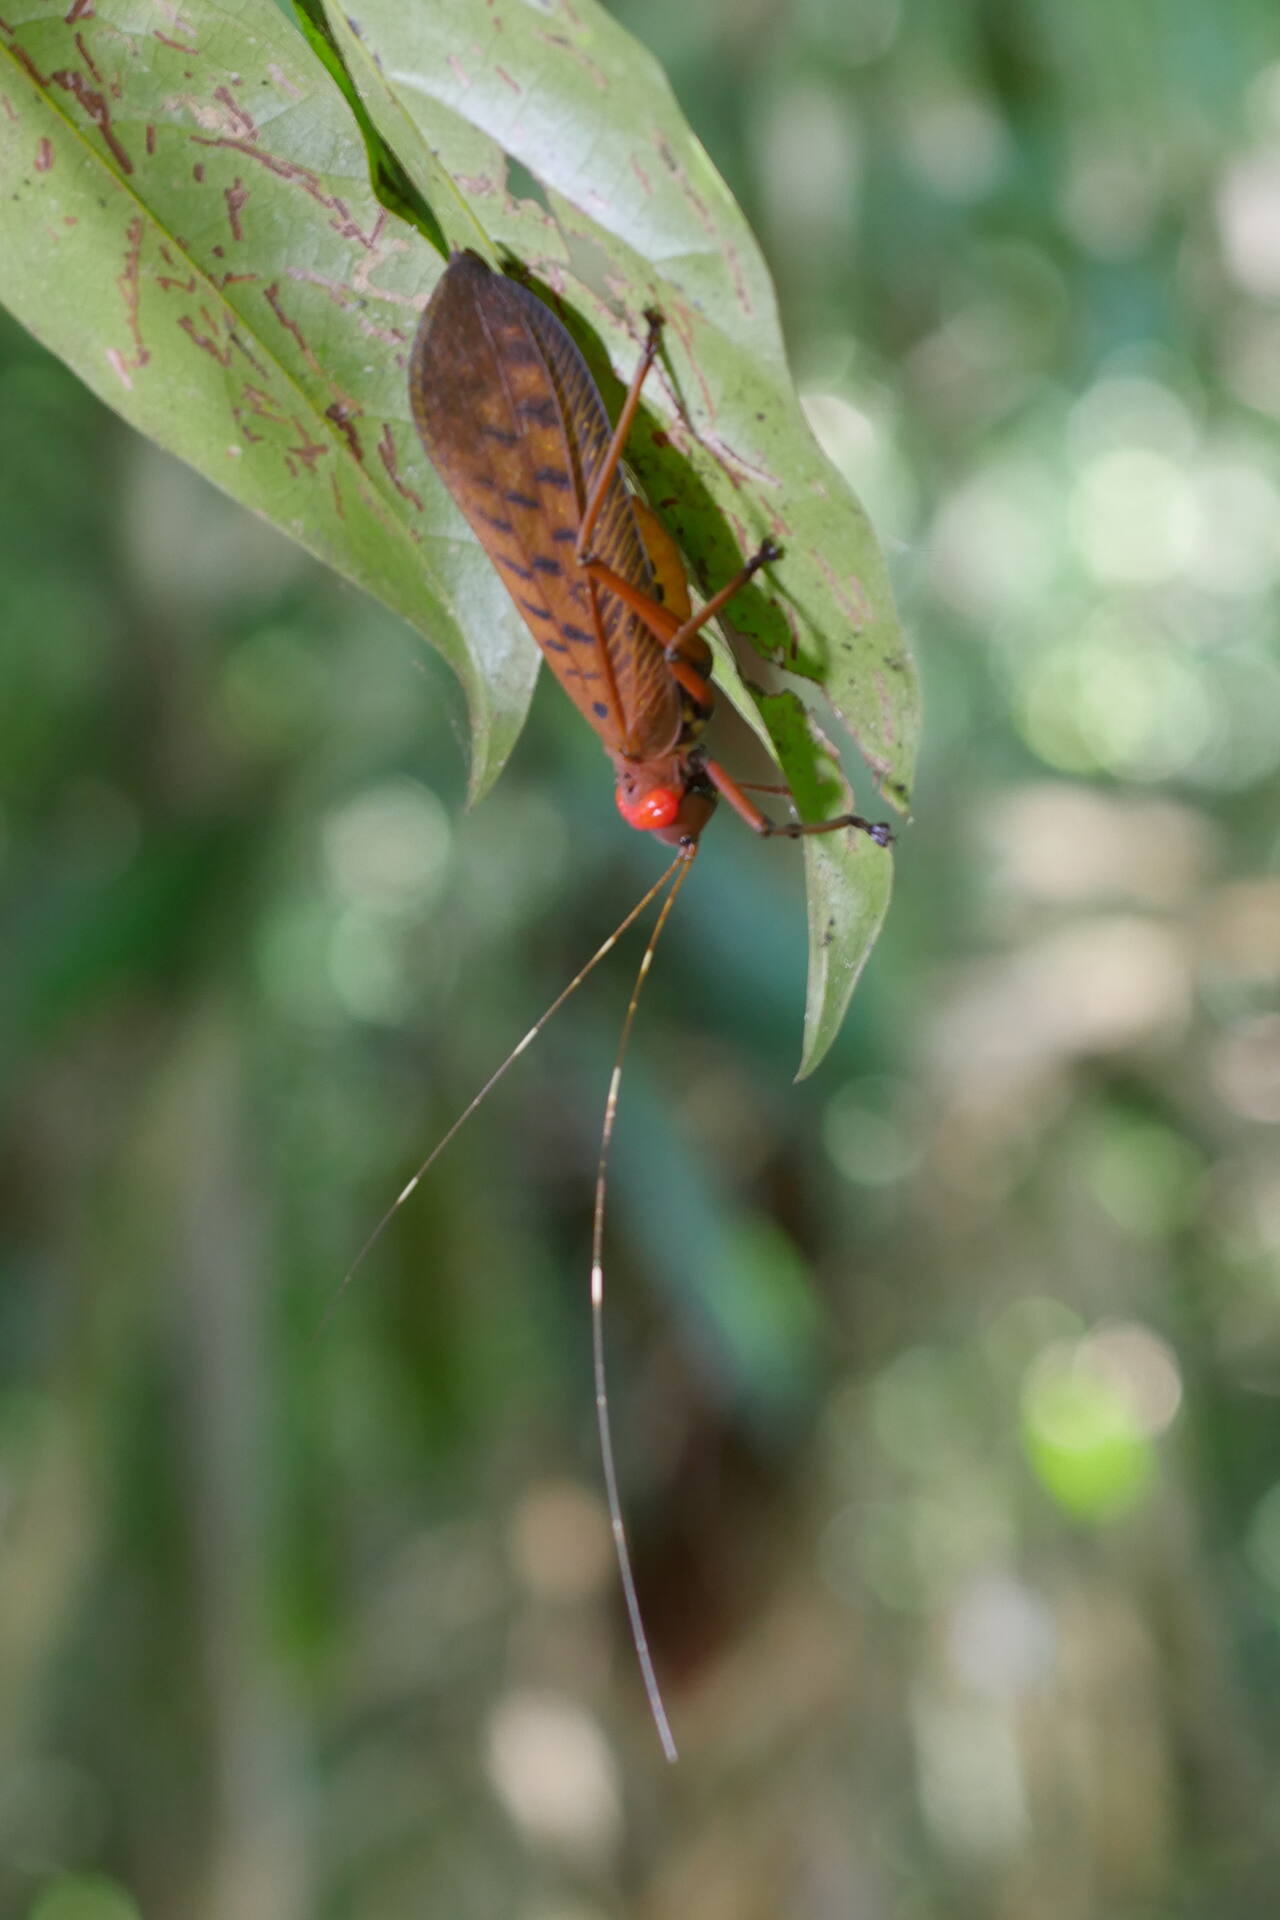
xmin=410 ymin=250 xmax=717 ymax=843
xmin=398 ymin=252 xmax=891 ymax=1760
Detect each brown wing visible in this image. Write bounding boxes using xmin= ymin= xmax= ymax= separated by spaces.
xmin=408 ymin=252 xmax=681 ymax=760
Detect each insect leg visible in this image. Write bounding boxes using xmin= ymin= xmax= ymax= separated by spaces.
xmin=658 ymin=538 xmax=782 ymax=667
xmin=578 ymin=558 xmax=712 ymax=707
xmin=576 ymin=309 xmax=665 ymax=563
xmin=703 ymin=756 xmax=894 ymax=846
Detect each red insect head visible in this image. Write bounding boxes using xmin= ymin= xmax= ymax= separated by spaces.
xmin=616 ymin=784 xmax=681 ymax=832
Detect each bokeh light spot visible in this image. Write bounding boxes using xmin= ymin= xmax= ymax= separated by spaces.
xmin=1070 ymin=448 xmax=1198 ymax=584
xmin=28 ymin=1877 xmax=141 ymax=1920
xmin=486 ymin=1693 xmax=620 ymax=1854
xmin=322 ymin=778 xmax=451 ymax=912
xmin=509 ymin=1480 xmax=612 ymax=1604
xmin=1087 ymin=1116 xmax=1204 ymax=1238
xmin=1021 ymin=1341 xmax=1155 ymax=1519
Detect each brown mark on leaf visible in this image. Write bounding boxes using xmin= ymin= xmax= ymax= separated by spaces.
xmin=266 ymin=61 xmax=302 ymax=101
xmin=284 ymin=266 xmax=408 ymax=345
xmin=263 ymin=281 xmax=321 ymax=376
xmin=230 ymin=402 xmax=263 ymax=446
xmin=2 ymin=27 xmax=52 ymax=92
xmin=154 ymin=245 xmax=197 ymax=290
xmin=812 ymin=551 xmax=872 ymax=632
xmin=189 ymin=135 xmax=383 ymax=250
xmin=239 ymin=383 xmax=286 ymax=429
xmin=224 ymin=176 xmax=247 ymax=239
xmin=51 ymin=65 xmax=132 ymax=172
xmin=179 ymin=311 xmax=234 ymax=367
xmin=330 ymin=470 xmax=346 ymax=522
xmin=168 ymin=92 xmax=247 ymax=135
xmin=73 ymin=30 xmax=102 ymax=84
xmin=376 ymin=424 xmax=423 ymax=513
xmin=105 ymin=214 xmax=149 ymax=389
xmin=35 ymin=135 xmax=52 ymax=170
xmin=213 ymin=83 xmax=256 ymax=139
xmin=661 ymin=301 xmax=715 ymax=422
xmin=534 ymin=28 xmax=606 ymax=89
xmin=446 ymin=54 xmax=471 ymax=89
xmin=494 ymin=66 xmax=520 ymax=93
xmin=653 ymin=134 xmax=752 ymax=319
xmin=192 ymin=161 xmax=203 ymax=180
xmin=702 ymin=428 xmax=780 ymax=491
xmin=630 ymin=156 xmax=652 ymax=197
xmin=155 ymin=34 xmax=199 ymax=56
xmin=284 ymin=420 xmax=328 ymax=478
xmin=325 ymin=401 xmax=364 ymax=464
xmin=145 ymin=121 xmax=155 ymax=154
xmin=351 ymin=221 xmax=417 ymax=305
xmin=873 ymin=672 xmax=897 ymax=754
xmin=66 ymin=0 xmax=95 ymax=21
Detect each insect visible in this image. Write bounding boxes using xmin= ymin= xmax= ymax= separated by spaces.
xmin=350 ymin=251 xmax=892 ymax=1759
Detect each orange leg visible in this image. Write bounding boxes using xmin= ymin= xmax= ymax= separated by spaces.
xmin=586 ymin=557 xmax=893 ymax=847
xmin=583 ymin=539 xmax=781 ymax=708
xmin=704 ymin=757 xmax=893 ymax=847
xmin=580 ymin=558 xmax=710 ymax=706
xmin=572 ymin=331 xmax=891 ymax=850
xmin=576 ymin=309 xmax=664 ymax=564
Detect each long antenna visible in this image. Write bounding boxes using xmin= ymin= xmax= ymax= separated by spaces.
xmin=315 ymin=849 xmax=688 ymax=1339
xmin=591 ymin=842 xmax=697 ymax=1764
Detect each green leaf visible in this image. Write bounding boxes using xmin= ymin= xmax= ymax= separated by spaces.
xmin=0 ymin=0 xmax=918 ymax=1069
xmin=321 ymin=0 xmax=917 ymax=1069
xmin=0 ymin=0 xmax=538 ymax=800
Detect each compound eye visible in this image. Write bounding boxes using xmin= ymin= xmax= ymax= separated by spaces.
xmin=616 ymin=784 xmax=681 ymax=832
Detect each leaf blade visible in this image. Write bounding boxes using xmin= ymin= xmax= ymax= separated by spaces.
xmin=0 ymin=0 xmax=539 ymax=799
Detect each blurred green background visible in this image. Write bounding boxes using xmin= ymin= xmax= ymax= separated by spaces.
xmin=5 ymin=1 xmax=1280 ymax=1915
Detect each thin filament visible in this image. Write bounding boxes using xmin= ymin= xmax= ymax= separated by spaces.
xmin=314 ymin=849 xmax=688 ymax=1341
xmin=591 ymin=842 xmax=697 ymax=1764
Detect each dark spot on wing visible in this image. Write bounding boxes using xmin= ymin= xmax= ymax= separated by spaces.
xmin=592 ymin=701 xmax=609 ymax=719
xmin=477 ymin=509 xmax=514 ymax=534
xmin=497 ymin=554 xmax=535 ymax=582
xmin=561 ymin=622 xmax=594 ymax=643
xmin=552 ymin=527 xmax=577 ymax=543
xmin=503 ymin=489 xmax=539 ymax=509
xmin=517 ymin=398 xmax=557 ymax=425
xmin=519 ymin=597 xmax=554 ymax=622
xmin=532 ymin=555 xmax=562 ymax=575
xmin=535 ymin=466 xmax=571 ymax=488
xmin=480 ymin=425 xmax=517 ymax=446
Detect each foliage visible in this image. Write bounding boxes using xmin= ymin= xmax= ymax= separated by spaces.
xmin=0 ymin=0 xmax=915 ymax=1071
xmin=3 ymin=1 xmax=1280 ymax=1916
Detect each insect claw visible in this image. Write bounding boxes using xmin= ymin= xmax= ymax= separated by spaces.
xmin=843 ymin=814 xmax=895 ymax=845
xmin=748 ymin=536 xmax=782 ymax=573
xmin=643 ymin=306 xmax=664 ymax=340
